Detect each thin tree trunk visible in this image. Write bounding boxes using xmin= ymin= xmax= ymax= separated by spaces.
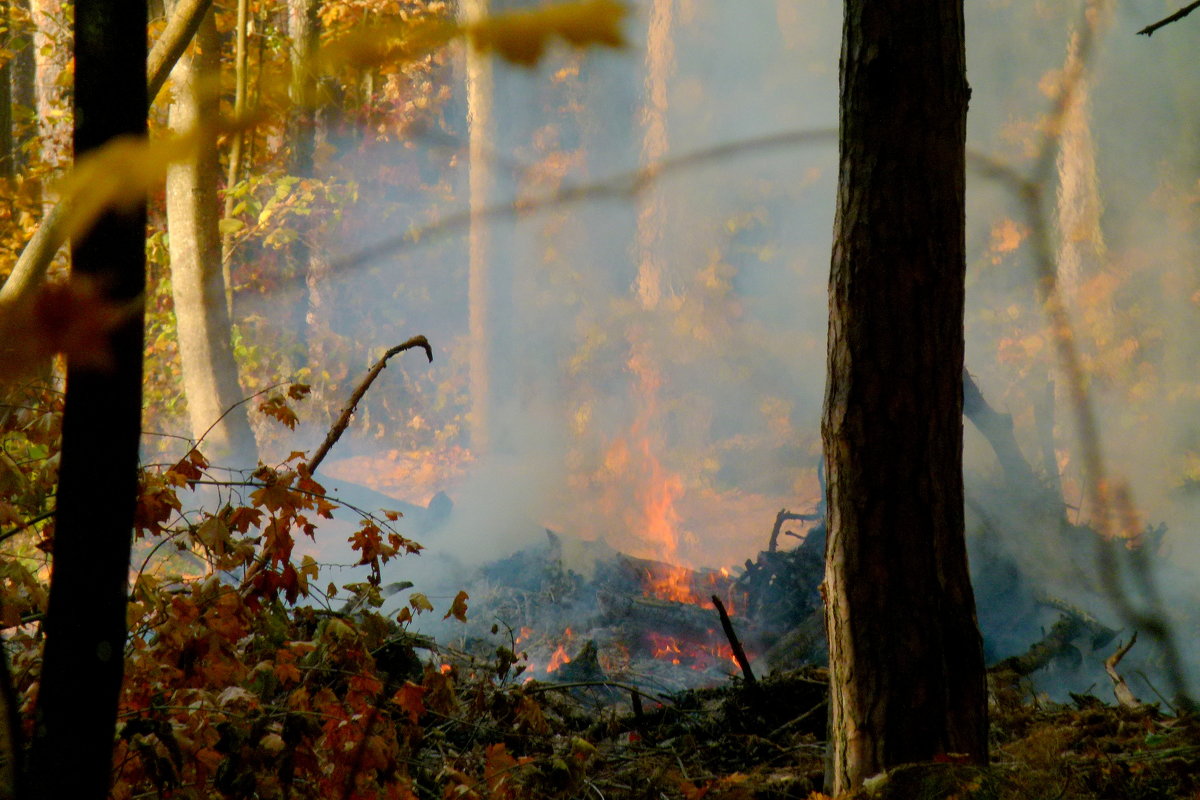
xmin=29 ymin=0 xmax=68 ymax=170
xmin=822 ymin=0 xmax=987 ymax=793
xmin=166 ymin=7 xmax=259 ymax=467
xmin=220 ymin=0 xmax=249 ymax=318
xmin=0 ymin=0 xmax=15 ymax=179
xmin=10 ymin=0 xmax=36 ymax=175
xmin=633 ymin=0 xmax=673 ymax=310
xmin=462 ymin=0 xmax=493 ymax=454
xmin=283 ymin=0 xmax=320 ymax=361
xmin=26 ymin=1 xmax=146 ymax=796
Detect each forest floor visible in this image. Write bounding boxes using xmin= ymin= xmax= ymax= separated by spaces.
xmin=426 ymin=660 xmax=1200 ymax=800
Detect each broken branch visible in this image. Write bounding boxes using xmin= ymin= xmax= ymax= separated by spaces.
xmin=306 ymin=336 xmax=433 ymax=474
xmin=1138 ymin=0 xmax=1200 ymax=36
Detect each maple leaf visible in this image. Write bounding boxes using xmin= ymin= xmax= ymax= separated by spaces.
xmin=250 ymin=472 xmax=297 ymax=513
xmin=408 ymin=592 xmax=434 ymax=613
xmin=442 ymin=590 xmax=469 ymax=622
xmin=391 ymin=681 xmax=427 ymax=724
xmin=225 ymin=505 xmax=263 ymax=534
xmin=258 ymin=394 xmax=299 ymax=429
xmin=287 ymin=382 xmax=311 ymax=400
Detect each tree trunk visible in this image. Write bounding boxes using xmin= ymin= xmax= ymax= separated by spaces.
xmin=821 ymin=0 xmax=987 ymax=793
xmin=26 ymin=1 xmax=146 ymax=796
xmin=9 ymin=0 xmax=36 ymax=176
xmin=29 ymin=0 xmax=68 ymax=169
xmin=633 ymin=0 xmax=673 ymax=311
xmin=166 ymin=6 xmax=258 ymax=467
xmin=462 ymin=0 xmax=493 ymax=455
xmin=220 ymin=0 xmax=249 ymax=318
xmin=0 ymin=0 xmax=15 ymax=179
xmin=286 ymin=0 xmax=319 ymax=358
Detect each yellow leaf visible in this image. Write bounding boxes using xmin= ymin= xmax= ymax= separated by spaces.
xmin=409 ymin=592 xmax=434 ymax=613
xmin=218 ymin=217 xmax=244 ymax=235
xmin=468 ymin=0 xmax=628 ymax=67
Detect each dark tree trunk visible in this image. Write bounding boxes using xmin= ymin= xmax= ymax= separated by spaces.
xmin=0 ymin=0 xmax=15 ymax=179
xmin=9 ymin=0 xmax=36 ymax=175
xmin=821 ymin=0 xmax=987 ymax=793
xmin=27 ymin=2 xmax=146 ymax=797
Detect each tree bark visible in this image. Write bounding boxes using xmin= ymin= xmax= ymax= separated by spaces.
xmin=9 ymin=0 xmax=36 ymax=176
xmin=26 ymin=1 xmax=146 ymax=796
xmin=220 ymin=0 xmax=249 ymax=318
xmin=0 ymin=0 xmax=16 ymax=179
xmin=821 ymin=0 xmax=987 ymax=793
xmin=286 ymin=0 xmax=320 ymax=357
xmin=166 ymin=7 xmax=259 ymax=467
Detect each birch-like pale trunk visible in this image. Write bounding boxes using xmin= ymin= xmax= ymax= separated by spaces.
xmin=166 ymin=8 xmax=258 ymax=467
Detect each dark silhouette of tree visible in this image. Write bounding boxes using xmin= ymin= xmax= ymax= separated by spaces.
xmin=821 ymin=0 xmax=988 ymax=792
xmin=27 ymin=1 xmax=146 ymax=796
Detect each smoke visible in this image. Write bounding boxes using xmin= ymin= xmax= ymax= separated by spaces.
xmin=220 ymin=0 xmax=1200 ymax=697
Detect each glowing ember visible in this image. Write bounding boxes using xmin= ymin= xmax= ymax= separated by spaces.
xmin=644 ymin=631 xmax=740 ymax=672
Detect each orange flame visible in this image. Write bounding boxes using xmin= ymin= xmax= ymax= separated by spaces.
xmin=546 ymin=645 xmax=571 ymax=673
xmin=625 ymin=336 xmax=694 ymax=602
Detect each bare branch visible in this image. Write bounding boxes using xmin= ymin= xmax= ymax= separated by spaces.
xmin=305 ymin=336 xmax=433 ymax=474
xmin=1138 ymin=1 xmax=1200 ymax=36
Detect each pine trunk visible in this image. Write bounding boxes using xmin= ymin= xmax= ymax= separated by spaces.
xmin=821 ymin=0 xmax=988 ymax=793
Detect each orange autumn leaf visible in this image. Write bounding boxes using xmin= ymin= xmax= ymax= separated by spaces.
xmin=442 ymin=589 xmax=469 ymax=622
xmin=391 ymin=681 xmax=426 ymax=724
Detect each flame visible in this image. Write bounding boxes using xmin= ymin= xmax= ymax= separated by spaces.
xmin=625 ymin=335 xmax=695 ymax=603
xmin=546 ymin=645 xmax=571 ymax=673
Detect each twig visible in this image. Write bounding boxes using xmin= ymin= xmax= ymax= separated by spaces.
xmin=305 ymin=336 xmax=433 ymax=474
xmin=711 ymin=595 xmax=756 ymax=688
xmin=0 ymin=509 xmax=55 ymax=544
xmin=1138 ymin=0 xmax=1200 ymax=36
xmin=1104 ymin=632 xmax=1141 ymax=708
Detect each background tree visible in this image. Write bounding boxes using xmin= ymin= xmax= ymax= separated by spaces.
xmin=462 ymin=0 xmax=494 ymax=455
xmin=26 ymin=1 xmax=146 ymax=796
xmin=165 ymin=5 xmax=259 ymax=468
xmin=821 ymin=0 xmax=988 ymax=792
